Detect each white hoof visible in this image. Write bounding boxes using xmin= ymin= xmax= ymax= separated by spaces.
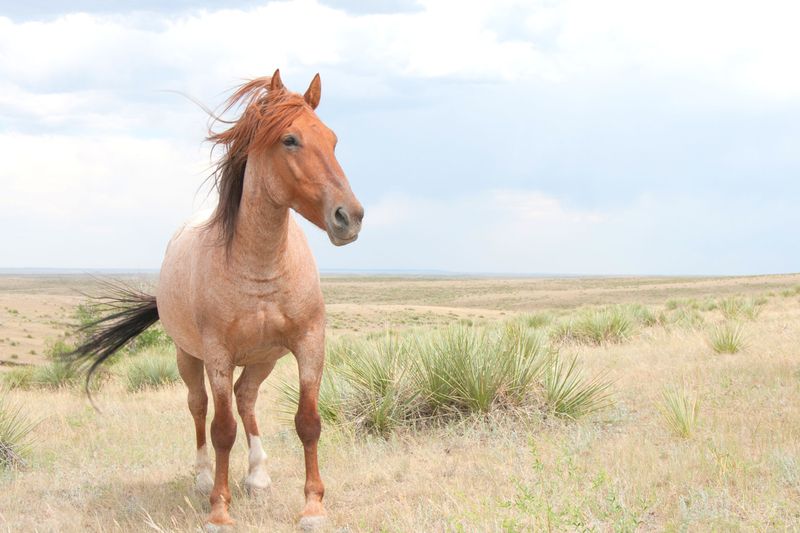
xmin=298 ymin=515 xmax=327 ymax=532
xmin=244 ymin=471 xmax=272 ymax=494
xmin=205 ymin=523 xmax=235 ymax=533
xmin=196 ymin=470 xmax=214 ymax=495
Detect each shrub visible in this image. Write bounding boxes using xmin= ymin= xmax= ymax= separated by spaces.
xmin=0 ymin=392 xmax=36 ymax=469
xmin=543 ymin=353 xmax=612 ymax=419
xmin=126 ymin=354 xmax=180 ymax=391
xmin=659 ymin=386 xmax=699 ymax=438
xmin=709 ymin=322 xmax=745 ymax=354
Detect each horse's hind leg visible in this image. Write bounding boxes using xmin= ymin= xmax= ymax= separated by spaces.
xmin=176 ymin=347 xmax=213 ymax=494
xmin=234 ymin=361 xmax=276 ymax=493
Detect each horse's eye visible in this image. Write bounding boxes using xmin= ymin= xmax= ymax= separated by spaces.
xmin=282 ymin=135 xmax=298 ymax=147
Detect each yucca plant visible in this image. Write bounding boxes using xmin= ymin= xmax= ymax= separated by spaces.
xmin=413 ymin=326 xmax=497 ymax=414
xmin=126 ymin=354 xmax=180 ymax=391
xmin=277 ymin=366 xmax=350 ymax=426
xmin=542 ymin=354 xmax=612 ymax=419
xmin=413 ymin=325 xmax=548 ymax=415
xmin=718 ymin=297 xmax=763 ymax=321
xmin=709 ymin=322 xmax=745 ymax=354
xmin=521 ymin=312 xmax=553 ymax=329
xmin=562 ymin=308 xmax=633 ymax=345
xmin=33 ymin=361 xmax=81 ymax=389
xmin=624 ymin=304 xmax=657 ymax=327
xmin=336 ymin=335 xmax=417 ymax=435
xmin=1 ymin=367 xmax=36 ymax=389
xmin=669 ymin=307 xmax=705 ymax=329
xmin=659 ymin=386 xmax=699 ymax=438
xmin=0 ymin=392 xmax=36 ymax=469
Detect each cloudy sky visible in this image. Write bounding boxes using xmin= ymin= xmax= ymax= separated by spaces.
xmin=1 ymin=0 xmax=798 ymax=275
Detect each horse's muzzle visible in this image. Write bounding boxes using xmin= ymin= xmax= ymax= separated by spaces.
xmin=327 ymin=204 xmax=364 ymax=246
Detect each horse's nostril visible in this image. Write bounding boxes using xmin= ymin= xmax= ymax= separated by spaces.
xmin=334 ymin=207 xmax=349 ymax=229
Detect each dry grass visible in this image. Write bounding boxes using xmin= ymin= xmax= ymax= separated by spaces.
xmin=1 ymin=274 xmax=800 ymax=531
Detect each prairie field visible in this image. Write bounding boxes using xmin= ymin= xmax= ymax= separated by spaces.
xmin=2 ymin=273 xmax=800 ymax=532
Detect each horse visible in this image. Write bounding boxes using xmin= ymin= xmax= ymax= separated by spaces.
xmin=69 ymin=70 xmax=364 ymax=530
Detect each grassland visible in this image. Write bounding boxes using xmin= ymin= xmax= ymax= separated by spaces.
xmin=1 ymin=273 xmax=800 ymax=532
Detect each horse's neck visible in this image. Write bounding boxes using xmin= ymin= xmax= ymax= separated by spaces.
xmin=227 ymin=164 xmax=291 ymax=276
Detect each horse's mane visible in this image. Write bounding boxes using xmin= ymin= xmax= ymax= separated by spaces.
xmin=205 ymin=77 xmax=308 ymax=249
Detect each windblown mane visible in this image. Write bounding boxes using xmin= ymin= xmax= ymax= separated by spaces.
xmin=206 ymin=77 xmax=308 ymax=248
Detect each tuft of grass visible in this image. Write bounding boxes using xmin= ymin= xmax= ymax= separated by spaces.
xmin=542 ymin=353 xmax=613 ymax=419
xmin=709 ymin=322 xmax=745 ymax=354
xmin=128 ymin=324 xmax=172 ymax=353
xmin=1 ymin=367 xmax=36 ymax=389
xmin=667 ymin=307 xmax=705 ymax=329
xmin=44 ymin=338 xmax=74 ymax=360
xmin=552 ymin=307 xmax=634 ymax=345
xmin=718 ymin=297 xmax=763 ymax=321
xmin=521 ymin=312 xmax=554 ymax=329
xmin=33 ymin=361 xmax=81 ymax=389
xmin=126 ymin=354 xmax=180 ymax=392
xmin=414 ymin=324 xmax=549 ymax=415
xmin=659 ymin=386 xmax=699 ymax=438
xmin=276 ymin=323 xmax=605 ymax=437
xmin=0 ymin=392 xmax=36 ymax=469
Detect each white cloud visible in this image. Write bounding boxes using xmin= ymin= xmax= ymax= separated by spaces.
xmin=1 ymin=1 xmax=799 ymax=272
xmin=0 ymin=132 xmax=209 ymax=224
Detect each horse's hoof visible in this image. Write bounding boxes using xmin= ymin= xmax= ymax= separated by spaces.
xmin=244 ymin=471 xmax=272 ymax=495
xmin=205 ymin=522 xmax=235 ymax=533
xmin=298 ymin=515 xmax=327 ymax=532
xmin=196 ymin=471 xmax=214 ymax=495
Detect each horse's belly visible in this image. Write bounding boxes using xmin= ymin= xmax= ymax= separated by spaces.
xmin=235 ymin=345 xmax=290 ymax=367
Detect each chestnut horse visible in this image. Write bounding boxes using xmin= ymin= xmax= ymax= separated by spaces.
xmin=70 ymin=70 xmax=363 ymax=530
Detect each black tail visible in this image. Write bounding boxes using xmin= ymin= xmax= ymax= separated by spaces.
xmin=68 ymin=280 xmax=159 ymax=395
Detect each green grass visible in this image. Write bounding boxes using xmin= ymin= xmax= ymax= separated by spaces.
xmin=551 ymin=306 xmax=637 ymax=345
xmin=32 ymin=361 xmax=81 ymax=389
xmin=278 ymin=323 xmax=608 ymax=436
xmin=520 ymin=312 xmax=554 ymax=329
xmin=660 ymin=307 xmax=705 ymax=329
xmin=0 ymin=392 xmax=36 ymax=469
xmin=125 ymin=354 xmax=180 ymax=392
xmin=44 ymin=338 xmax=74 ymax=360
xmin=413 ymin=324 xmax=549 ymax=415
xmin=718 ymin=297 xmax=763 ymax=321
xmin=659 ymin=386 xmax=699 ymax=438
xmin=709 ymin=322 xmax=745 ymax=354
xmin=543 ymin=353 xmax=613 ymax=419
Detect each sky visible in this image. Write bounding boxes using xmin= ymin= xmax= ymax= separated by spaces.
xmin=1 ymin=0 xmax=798 ymax=275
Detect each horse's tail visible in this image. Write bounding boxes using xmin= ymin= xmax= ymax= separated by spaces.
xmin=68 ymin=281 xmax=160 ymax=395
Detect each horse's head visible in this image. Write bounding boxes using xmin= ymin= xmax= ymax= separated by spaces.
xmin=208 ymin=70 xmax=364 ymax=248
xmin=261 ymin=71 xmax=363 ymax=246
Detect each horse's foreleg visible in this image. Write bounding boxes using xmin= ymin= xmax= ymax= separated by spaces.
xmin=292 ymin=332 xmax=326 ymax=527
xmin=176 ymin=348 xmax=213 ymax=494
xmin=234 ymin=361 xmax=276 ymax=493
xmin=205 ymin=358 xmax=237 ymax=527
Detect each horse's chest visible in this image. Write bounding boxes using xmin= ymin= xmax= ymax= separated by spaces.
xmin=230 ymin=300 xmax=287 ymax=346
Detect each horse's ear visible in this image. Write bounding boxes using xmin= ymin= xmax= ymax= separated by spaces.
xmin=270 ymin=69 xmax=284 ymax=92
xmin=304 ymin=73 xmax=321 ymax=110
